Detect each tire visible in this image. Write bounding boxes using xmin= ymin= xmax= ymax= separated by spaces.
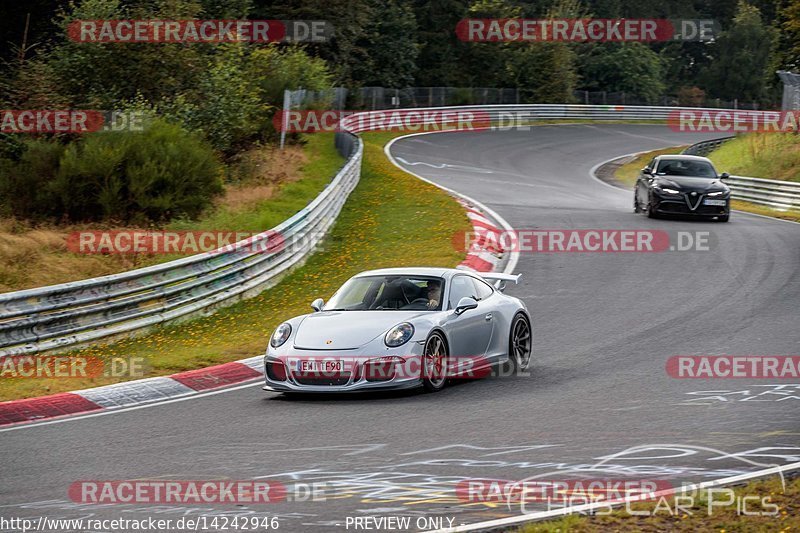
xmin=645 ymin=195 xmax=659 ymax=219
xmin=422 ymin=331 xmax=448 ymax=392
xmin=633 ymin=194 xmax=642 ymax=214
xmin=508 ymin=313 xmax=532 ymax=371
xmin=718 ymin=214 xmax=730 ymax=222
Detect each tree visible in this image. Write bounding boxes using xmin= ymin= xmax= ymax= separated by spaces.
xmin=351 ymin=0 xmax=419 ymax=87
xmin=578 ymin=43 xmax=666 ymax=103
xmin=699 ymin=1 xmax=777 ymax=102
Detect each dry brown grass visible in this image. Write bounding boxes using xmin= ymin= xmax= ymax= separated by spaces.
xmin=0 ymin=144 xmax=309 ymax=292
xmin=221 ymin=144 xmax=307 ymax=210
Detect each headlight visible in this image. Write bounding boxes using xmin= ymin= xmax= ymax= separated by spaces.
xmin=707 ymin=190 xmax=728 ymax=197
xmin=270 ymin=323 xmax=292 ymax=348
xmin=385 ymin=323 xmax=414 ymax=347
xmin=659 ymin=187 xmax=681 ymax=195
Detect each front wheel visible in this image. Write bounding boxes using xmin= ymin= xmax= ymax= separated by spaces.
xmin=422 ymin=332 xmax=448 ymax=392
xmin=645 ymin=195 xmax=659 ymax=219
xmin=718 ymin=214 xmax=730 ymax=222
xmin=508 ymin=313 xmax=532 ymax=371
xmin=633 ymin=194 xmax=643 ymax=214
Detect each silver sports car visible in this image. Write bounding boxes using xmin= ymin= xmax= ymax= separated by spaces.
xmin=263 ymin=267 xmax=532 ymax=393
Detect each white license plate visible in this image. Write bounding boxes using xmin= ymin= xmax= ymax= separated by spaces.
xmin=297 ymin=360 xmax=343 ymax=372
xmin=703 ymin=199 xmax=726 ymax=206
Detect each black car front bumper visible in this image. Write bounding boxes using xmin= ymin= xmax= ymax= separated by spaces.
xmin=653 ymin=193 xmax=729 ymax=217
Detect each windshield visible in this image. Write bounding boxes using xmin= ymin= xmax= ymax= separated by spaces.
xmin=324 ymin=275 xmax=444 ymax=311
xmin=656 ymin=159 xmax=717 ymax=178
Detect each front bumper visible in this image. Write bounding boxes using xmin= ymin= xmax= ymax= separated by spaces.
xmin=653 ymin=193 xmax=729 ymax=217
xmin=262 ymin=344 xmax=426 ymax=393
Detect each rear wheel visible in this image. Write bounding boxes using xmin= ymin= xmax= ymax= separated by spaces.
xmin=508 ymin=313 xmax=532 ymax=371
xmin=422 ymin=332 xmax=448 ymax=392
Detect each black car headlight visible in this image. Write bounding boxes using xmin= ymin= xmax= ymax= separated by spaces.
xmin=656 ymin=186 xmax=681 ymax=195
xmin=707 ymin=190 xmax=728 ymax=197
xmin=270 ymin=323 xmax=292 ymax=348
xmin=385 ymin=323 xmax=414 ymax=347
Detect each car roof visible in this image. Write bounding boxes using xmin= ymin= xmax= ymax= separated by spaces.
xmin=354 ymin=267 xmax=468 ymax=279
xmin=655 ymin=155 xmax=713 ymax=162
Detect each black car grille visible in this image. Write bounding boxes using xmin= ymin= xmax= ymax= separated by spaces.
xmin=658 ymin=194 xmax=727 ymax=215
xmin=293 ymin=373 xmax=351 ymax=386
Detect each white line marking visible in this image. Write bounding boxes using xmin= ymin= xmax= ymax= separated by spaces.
xmin=430 ymin=461 xmax=800 ymax=532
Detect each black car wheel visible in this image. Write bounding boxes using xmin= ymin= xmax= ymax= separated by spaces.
xmin=633 ymin=194 xmax=643 ymax=214
xmin=718 ymin=214 xmax=730 ymax=222
xmin=645 ymin=196 xmax=659 ymax=219
xmin=509 ymin=313 xmax=532 ymax=371
xmin=422 ymin=331 xmax=448 ymax=392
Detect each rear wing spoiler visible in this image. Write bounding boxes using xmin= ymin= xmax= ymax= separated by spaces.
xmin=478 ymin=273 xmax=521 ymax=291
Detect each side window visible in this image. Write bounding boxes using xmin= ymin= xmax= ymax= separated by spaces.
xmin=447 ymin=275 xmax=476 ymax=310
xmin=471 ymin=278 xmax=494 ymax=301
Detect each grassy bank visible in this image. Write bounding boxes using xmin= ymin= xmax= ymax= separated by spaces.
xmin=0 ymin=135 xmax=342 ymax=292
xmin=515 ymin=474 xmax=798 ymax=532
xmin=0 ymin=132 xmax=470 ymax=401
xmin=707 ymin=133 xmax=800 ymax=183
xmin=612 ymin=144 xmax=800 ymax=223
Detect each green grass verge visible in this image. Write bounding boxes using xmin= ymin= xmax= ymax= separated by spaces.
xmin=612 ymin=145 xmax=800 ymax=223
xmin=707 ymin=133 xmax=800 ymax=183
xmin=514 ymin=475 xmax=798 ymax=532
xmin=0 ymin=131 xmax=470 ymax=401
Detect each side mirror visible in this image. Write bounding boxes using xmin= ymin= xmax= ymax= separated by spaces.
xmin=642 ymin=167 xmax=652 ymax=175
xmin=311 ymin=298 xmax=324 ymax=312
xmin=454 ymin=296 xmax=478 ymax=315
xmin=720 ymin=172 xmax=730 ymax=180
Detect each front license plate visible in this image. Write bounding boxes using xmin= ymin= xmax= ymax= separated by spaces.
xmin=297 ymin=360 xmax=343 ymax=372
xmin=703 ymin=199 xmax=726 ymax=206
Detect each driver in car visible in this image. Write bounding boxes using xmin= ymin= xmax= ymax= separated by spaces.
xmin=426 ymin=280 xmax=441 ymax=310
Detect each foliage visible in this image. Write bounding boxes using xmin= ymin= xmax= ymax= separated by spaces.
xmin=578 ymin=43 xmax=667 ymax=103
xmin=0 ymin=120 xmax=223 ymax=223
xmin=699 ymin=1 xmax=777 ymax=103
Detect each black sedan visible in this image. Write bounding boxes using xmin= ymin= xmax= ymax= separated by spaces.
xmin=634 ymin=155 xmax=730 ymax=222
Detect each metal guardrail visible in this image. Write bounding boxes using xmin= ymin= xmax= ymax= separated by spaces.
xmin=682 ymin=138 xmax=800 ymax=211
xmin=0 ymin=132 xmax=362 ymax=357
xmin=3 ymin=104 xmax=796 ymax=357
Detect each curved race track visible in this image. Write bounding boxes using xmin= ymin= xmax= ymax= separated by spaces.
xmin=2 ymin=124 xmax=799 ymax=532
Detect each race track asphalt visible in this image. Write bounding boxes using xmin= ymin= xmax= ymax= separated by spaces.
xmin=2 ymin=124 xmax=799 ymax=532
